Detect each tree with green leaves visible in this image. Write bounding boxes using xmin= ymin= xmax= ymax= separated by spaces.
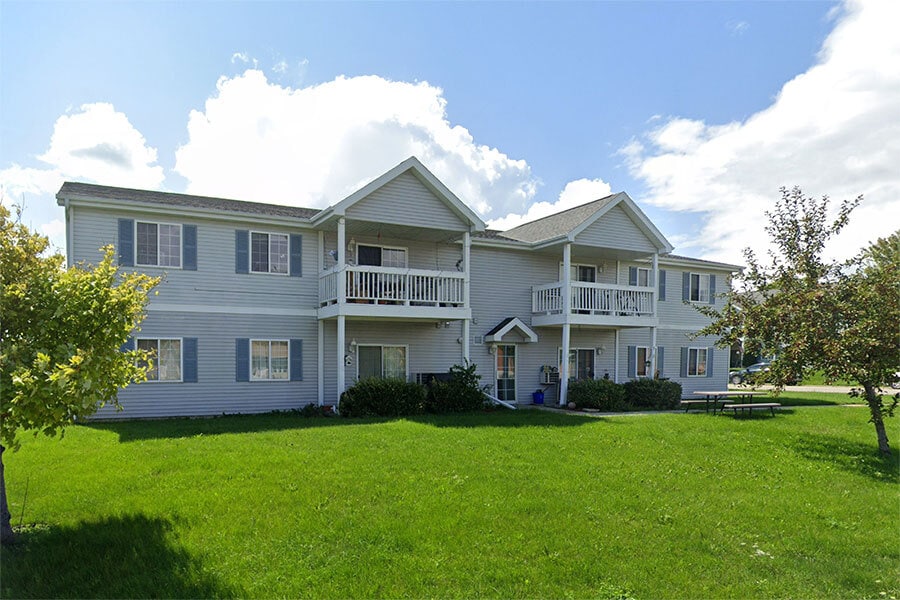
xmin=696 ymin=187 xmax=899 ymax=456
xmin=0 ymin=204 xmax=160 ymax=544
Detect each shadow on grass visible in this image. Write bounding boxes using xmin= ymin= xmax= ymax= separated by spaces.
xmin=792 ymin=433 xmax=900 ymax=484
xmin=0 ymin=514 xmax=242 ymax=599
xmin=88 ymin=407 xmax=595 ymax=442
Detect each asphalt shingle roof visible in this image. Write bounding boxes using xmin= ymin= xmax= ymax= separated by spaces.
xmin=58 ymin=182 xmax=321 ymax=220
xmin=500 ymin=194 xmax=619 ymax=243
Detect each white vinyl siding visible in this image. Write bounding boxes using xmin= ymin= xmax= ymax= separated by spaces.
xmin=251 ymin=232 xmax=289 ymax=274
xmin=137 ymin=338 xmax=182 ymax=382
xmin=687 ymin=347 xmax=708 ymax=377
xmin=136 ymin=222 xmax=181 ymax=267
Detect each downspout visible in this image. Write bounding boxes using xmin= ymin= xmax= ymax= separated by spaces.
xmin=559 ymin=242 xmax=572 ymax=406
xmin=65 ymin=198 xmax=73 ymax=267
xmin=651 ymin=251 xmax=659 ymax=376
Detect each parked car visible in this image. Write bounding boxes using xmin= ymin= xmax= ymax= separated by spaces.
xmin=730 ymin=362 xmax=799 ymax=386
xmin=891 ymin=372 xmax=900 ymax=390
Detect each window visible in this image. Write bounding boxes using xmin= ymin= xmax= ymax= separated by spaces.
xmin=690 ymin=273 xmax=710 ymax=303
xmin=251 ymin=340 xmax=289 ymax=380
xmin=687 ymin=347 xmax=708 ymax=377
xmin=358 ymin=345 xmax=407 ymax=380
xmin=251 ymin=232 xmax=289 ymax=274
xmin=636 ymin=267 xmax=650 ymax=287
xmin=636 ymin=346 xmax=650 ymax=377
xmin=560 ymin=263 xmax=597 ymax=282
xmin=137 ymin=338 xmax=182 ymax=381
xmin=136 ymin=222 xmax=181 ymax=267
xmin=357 ymin=244 xmax=407 ymax=268
xmin=559 ymin=348 xmax=595 ymax=380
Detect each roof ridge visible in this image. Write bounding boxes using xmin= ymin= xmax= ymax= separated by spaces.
xmin=503 ymin=193 xmax=620 ymax=233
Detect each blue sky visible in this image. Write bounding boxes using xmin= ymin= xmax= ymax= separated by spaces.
xmin=2 ymin=0 xmax=898 ymax=263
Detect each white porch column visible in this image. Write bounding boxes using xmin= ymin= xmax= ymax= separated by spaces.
xmin=317 ymin=320 xmax=324 ymax=406
xmin=559 ymin=243 xmax=572 ymax=406
xmin=614 ymin=329 xmax=620 ymax=383
xmin=336 ymin=315 xmax=346 ymax=404
xmin=337 ymin=218 xmax=346 ymax=303
xmin=462 ymin=231 xmax=471 ymax=362
xmin=651 ymin=252 xmax=659 ymax=376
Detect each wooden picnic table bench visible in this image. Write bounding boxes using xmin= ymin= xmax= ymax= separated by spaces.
xmin=720 ymin=402 xmax=782 ymax=416
xmin=683 ymin=390 xmax=769 ymax=414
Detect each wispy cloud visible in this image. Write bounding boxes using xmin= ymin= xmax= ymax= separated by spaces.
xmin=726 ymin=20 xmax=750 ymax=36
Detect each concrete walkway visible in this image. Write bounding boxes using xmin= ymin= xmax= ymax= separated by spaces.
xmin=730 ymin=384 xmax=856 ymax=394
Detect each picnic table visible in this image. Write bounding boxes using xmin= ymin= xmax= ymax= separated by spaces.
xmin=720 ymin=402 xmax=782 ymax=417
xmin=682 ymin=390 xmax=769 ymax=414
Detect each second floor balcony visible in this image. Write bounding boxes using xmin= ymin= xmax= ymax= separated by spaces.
xmin=532 ymin=281 xmax=657 ymax=327
xmin=318 ymin=265 xmax=469 ymax=320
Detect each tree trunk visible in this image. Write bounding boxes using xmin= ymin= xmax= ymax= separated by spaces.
xmin=863 ymin=382 xmax=892 ymax=457
xmin=0 ymin=444 xmax=15 ymax=544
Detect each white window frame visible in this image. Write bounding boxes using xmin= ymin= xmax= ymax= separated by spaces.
xmin=636 ymin=346 xmax=651 ymax=377
xmin=136 ymin=337 xmax=183 ymax=383
xmin=356 ymin=344 xmax=409 ymax=380
xmin=636 ymin=267 xmax=651 ymax=287
xmin=687 ymin=347 xmax=708 ymax=377
xmin=558 ymin=347 xmax=596 ymax=381
xmin=250 ymin=231 xmax=290 ymax=276
xmin=356 ymin=244 xmax=408 ymax=269
xmin=689 ymin=272 xmax=711 ymax=303
xmin=135 ymin=221 xmax=182 ymax=269
xmin=249 ymin=339 xmax=291 ymax=381
xmin=559 ymin=262 xmax=598 ymax=282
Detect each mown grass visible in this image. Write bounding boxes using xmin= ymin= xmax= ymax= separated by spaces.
xmin=2 ymin=408 xmax=898 ymax=599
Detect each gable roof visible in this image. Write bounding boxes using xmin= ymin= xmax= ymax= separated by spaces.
xmin=499 ymin=192 xmax=673 ymax=253
xmin=484 ymin=317 xmax=538 ymax=343
xmin=312 ymin=156 xmax=486 ymax=231
xmin=57 ymin=182 xmax=320 ymax=220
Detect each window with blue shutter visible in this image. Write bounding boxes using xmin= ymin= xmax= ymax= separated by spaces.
xmin=289 ymin=234 xmax=303 ymax=277
xmin=235 ymin=338 xmax=250 ymax=382
xmin=120 ymin=336 xmax=135 ymax=353
xmin=235 ymin=230 xmax=249 ymax=274
xmin=183 ymin=225 xmax=197 ymax=271
xmin=659 ymin=269 xmax=666 ymax=301
xmin=680 ymin=347 xmax=688 ymax=378
xmin=682 ymin=272 xmax=690 ymax=302
xmin=290 ymin=339 xmax=303 ymax=381
xmin=627 ymin=346 xmax=637 ymax=378
xmin=118 ymin=219 xmax=134 ymax=267
xmin=708 ymin=275 xmax=716 ymax=305
xmin=183 ymin=338 xmax=198 ymax=382
xmin=628 ymin=267 xmax=638 ymax=286
xmin=706 ymin=347 xmax=714 ymax=378
xmin=657 ymin=347 xmax=665 ymax=377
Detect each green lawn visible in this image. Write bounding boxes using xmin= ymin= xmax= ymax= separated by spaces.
xmin=2 ymin=408 xmax=898 ymax=599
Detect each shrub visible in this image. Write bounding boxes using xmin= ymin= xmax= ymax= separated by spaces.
xmin=339 ymin=378 xmax=427 ymax=418
xmin=623 ymin=379 xmax=683 ymax=410
xmin=567 ymin=379 xmax=627 ymax=411
xmin=425 ymin=361 xmax=489 ymax=413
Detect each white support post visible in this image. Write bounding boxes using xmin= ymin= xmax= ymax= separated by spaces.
xmin=559 ymin=242 xmax=572 ymax=406
xmin=651 ymin=252 xmax=659 ymax=376
xmin=614 ymin=329 xmax=620 ymax=383
xmin=462 ymin=320 xmax=470 ymax=363
xmin=651 ymin=326 xmax=658 ymax=379
xmin=336 ymin=315 xmax=346 ymax=403
xmin=337 ymin=218 xmax=346 ymax=303
xmin=462 ymin=230 xmax=471 ymax=363
xmin=317 ymin=320 xmax=324 ymax=406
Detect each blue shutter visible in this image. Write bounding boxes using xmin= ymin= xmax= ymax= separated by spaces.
xmin=706 ymin=347 xmax=714 ymax=378
xmin=235 ymin=230 xmax=249 ymax=274
xmin=182 ymin=338 xmax=198 ymax=383
xmin=628 ymin=267 xmax=638 ymax=286
xmin=682 ymin=272 xmax=691 ymax=302
xmin=289 ymin=234 xmax=303 ymax=277
xmin=120 ymin=336 xmax=135 ymax=353
xmin=182 ymin=225 xmax=197 ymax=271
xmin=680 ymin=347 xmax=688 ymax=378
xmin=708 ymin=275 xmax=716 ymax=305
xmin=627 ymin=346 xmax=636 ymax=378
xmin=657 ymin=347 xmax=665 ymax=377
xmin=235 ymin=338 xmax=250 ymax=382
xmin=118 ymin=219 xmax=134 ymax=267
xmin=290 ymin=339 xmax=303 ymax=381
xmin=659 ymin=269 xmax=666 ymax=301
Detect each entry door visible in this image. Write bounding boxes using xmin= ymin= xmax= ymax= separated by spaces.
xmin=496 ymin=344 xmax=516 ymax=402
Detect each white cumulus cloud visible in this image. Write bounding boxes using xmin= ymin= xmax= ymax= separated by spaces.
xmin=623 ymin=0 xmax=900 ymax=263
xmin=173 ymin=70 xmax=539 ymax=219
xmin=488 ymin=177 xmax=612 ymax=231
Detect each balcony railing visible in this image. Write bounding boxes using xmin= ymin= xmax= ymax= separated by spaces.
xmin=320 ymin=265 xmax=466 ymax=307
xmin=532 ymin=281 xmax=654 ymax=317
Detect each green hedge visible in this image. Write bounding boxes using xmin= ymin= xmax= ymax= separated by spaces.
xmin=567 ymin=379 xmax=628 ymax=411
xmin=338 ymin=378 xmax=427 ymax=418
xmin=425 ymin=361 xmax=488 ymax=413
xmin=623 ymin=379 xmax=683 ymax=410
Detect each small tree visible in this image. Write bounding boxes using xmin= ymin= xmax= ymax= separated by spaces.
xmin=696 ymin=187 xmax=899 ymax=455
xmin=0 ymin=205 xmax=159 ymax=543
